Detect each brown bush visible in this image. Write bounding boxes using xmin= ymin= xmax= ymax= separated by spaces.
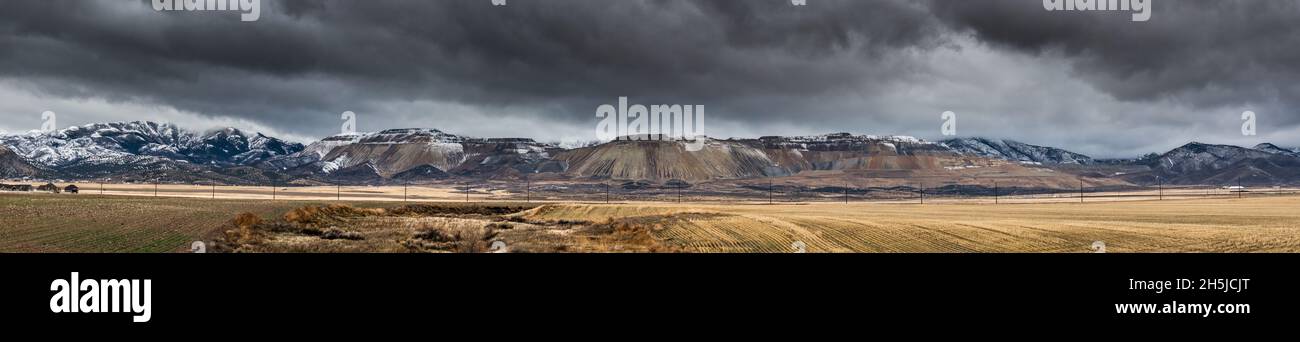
xmin=321 ymin=228 xmax=364 ymax=240
xmin=391 ymin=204 xmax=533 ymax=217
xmin=283 ymin=204 xmax=385 ymax=225
xmin=408 ymin=222 xmax=501 ymax=253
xmin=233 ymin=212 xmax=263 ymax=228
xmin=413 ymin=228 xmax=457 ymax=243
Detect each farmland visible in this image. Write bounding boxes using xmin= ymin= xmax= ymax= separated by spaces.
xmin=5 ymin=187 xmax=1297 ymax=253
xmin=523 ymin=198 xmax=1300 ymax=253
xmin=0 ymin=194 xmax=326 ymax=252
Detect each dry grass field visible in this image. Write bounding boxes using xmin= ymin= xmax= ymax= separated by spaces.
xmin=523 ymin=198 xmax=1300 ymax=252
xmin=0 ymin=193 xmax=349 ymax=252
xmin=4 ymin=190 xmax=1300 ymax=253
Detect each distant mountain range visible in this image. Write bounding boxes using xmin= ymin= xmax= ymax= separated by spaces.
xmin=938 ymin=138 xmax=1094 ymax=165
xmin=1134 ymin=142 xmax=1300 ymax=185
xmin=0 ymin=122 xmax=301 ymax=184
xmin=3 ymin=121 xmax=1299 ymax=187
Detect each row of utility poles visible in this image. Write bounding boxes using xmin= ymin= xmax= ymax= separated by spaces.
xmin=102 ymin=174 xmax=1252 ymax=205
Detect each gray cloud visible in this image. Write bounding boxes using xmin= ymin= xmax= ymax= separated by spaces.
xmin=930 ymin=0 xmax=1300 ymax=119
xmin=0 ymin=0 xmax=1296 ymax=158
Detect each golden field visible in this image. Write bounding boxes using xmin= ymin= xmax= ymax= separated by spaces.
xmin=524 ymin=198 xmax=1300 ymax=252
xmin=3 ymin=189 xmax=1300 ymax=253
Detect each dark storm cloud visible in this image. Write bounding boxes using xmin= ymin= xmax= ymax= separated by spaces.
xmin=0 ymin=0 xmax=1297 ymax=157
xmin=929 ymin=0 xmax=1300 ymax=123
xmin=0 ymin=0 xmax=950 ymax=136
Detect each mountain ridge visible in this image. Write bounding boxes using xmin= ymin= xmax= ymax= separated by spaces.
xmin=4 ymin=121 xmax=1300 ymax=186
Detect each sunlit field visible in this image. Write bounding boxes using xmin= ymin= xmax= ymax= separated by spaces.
xmin=4 ymin=187 xmax=1299 ymax=253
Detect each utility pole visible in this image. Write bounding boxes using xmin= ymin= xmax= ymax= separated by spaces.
xmin=100 ymin=182 xmax=104 ymax=195
xmin=403 ymin=181 xmax=408 ymax=202
xmin=212 ymin=182 xmax=216 ymax=199
xmin=605 ymin=183 xmax=610 ymax=204
xmin=920 ymin=182 xmax=925 ymax=205
xmin=994 ymin=180 xmax=998 ymax=204
xmin=1079 ymin=179 xmax=1084 ymax=203
xmin=272 ymin=180 xmax=276 ymax=200
xmin=677 ymin=185 xmax=682 ymax=203
xmin=465 ymin=182 xmax=470 ymax=202
xmin=766 ymin=179 xmax=773 ymax=204
xmin=525 ymin=174 xmax=530 ymax=203
xmin=1157 ymin=176 xmax=1163 ymax=201
xmin=844 ymin=182 xmax=849 ymax=204
xmin=1238 ymin=180 xmax=1243 ymax=199
xmin=337 ymin=184 xmax=341 ymax=201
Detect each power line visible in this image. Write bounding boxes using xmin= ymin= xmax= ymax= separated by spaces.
xmin=844 ymin=182 xmax=849 ymax=204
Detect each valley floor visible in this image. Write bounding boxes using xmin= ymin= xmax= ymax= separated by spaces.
xmin=3 ymin=190 xmax=1300 ymax=253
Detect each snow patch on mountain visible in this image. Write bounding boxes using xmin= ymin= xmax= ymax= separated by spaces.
xmin=1252 ymin=143 xmax=1299 ymax=157
xmin=940 ymin=138 xmax=1093 ymax=164
xmin=0 ymin=121 xmax=302 ymax=169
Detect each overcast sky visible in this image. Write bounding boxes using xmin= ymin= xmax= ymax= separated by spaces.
xmin=1 ymin=0 xmax=1296 ymax=157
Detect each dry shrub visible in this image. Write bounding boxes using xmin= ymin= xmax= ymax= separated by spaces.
xmin=572 ymin=216 xmax=683 ymax=253
xmin=455 ymin=225 xmax=500 ymax=253
xmin=413 ymin=228 xmax=457 ymax=242
xmin=391 ymin=204 xmax=532 ymax=217
xmin=284 ymin=204 xmax=385 ymax=225
xmin=321 ymin=228 xmax=364 ymax=240
xmin=408 ymin=221 xmax=500 ymax=253
xmin=224 ymin=212 xmax=266 ymax=246
xmin=486 ymin=222 xmax=514 ymax=230
xmin=234 ymin=212 xmax=263 ymax=227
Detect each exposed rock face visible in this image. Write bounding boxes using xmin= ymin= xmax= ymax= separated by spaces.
xmin=553 ymin=134 xmax=987 ymax=181
xmin=554 ymin=138 xmax=774 ymax=181
xmin=317 ymin=129 xmax=467 ymax=177
xmin=278 ymin=129 xmax=560 ymax=180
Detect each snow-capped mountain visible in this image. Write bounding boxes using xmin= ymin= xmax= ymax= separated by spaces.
xmin=6 ymin=120 xmax=1300 ymax=186
xmin=1153 ymin=142 xmax=1275 ymax=174
xmin=940 ymin=138 xmax=1094 ymax=165
xmin=262 ymin=128 xmax=561 ymax=183
xmin=0 ymin=121 xmax=302 ymax=180
xmin=1253 ymin=143 xmax=1299 ymax=157
xmin=1135 ymin=142 xmax=1300 ymax=185
xmin=193 ymin=127 xmax=303 ymax=166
